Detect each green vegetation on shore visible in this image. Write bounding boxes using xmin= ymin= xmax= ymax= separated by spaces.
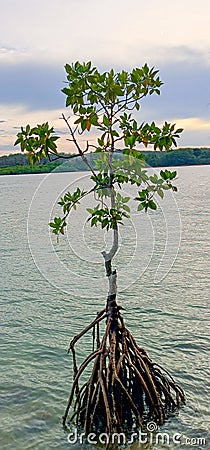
xmin=0 ymin=147 xmax=210 ymax=175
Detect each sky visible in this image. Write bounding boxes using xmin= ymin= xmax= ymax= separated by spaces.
xmin=0 ymin=0 xmax=210 ymax=155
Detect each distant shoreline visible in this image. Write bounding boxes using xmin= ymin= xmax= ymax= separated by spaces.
xmin=1 ymin=162 xmax=210 ymax=177
xmin=0 ymin=148 xmax=210 ymax=175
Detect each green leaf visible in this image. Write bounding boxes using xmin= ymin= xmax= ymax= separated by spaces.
xmin=176 ymin=128 xmax=184 ymax=134
xmin=91 ymin=217 xmax=98 ymax=227
xmin=169 ymin=171 xmax=177 ymax=180
xmin=122 ymin=196 xmax=130 ymax=203
xmin=157 ymin=188 xmax=164 ymax=199
xmin=110 ymin=129 xmax=119 ymax=137
xmin=122 ymin=204 xmax=130 ymax=213
xmin=101 ymin=218 xmax=109 ymax=229
xmin=148 ymin=200 xmax=157 ymax=210
xmin=81 ymin=119 xmax=87 ymax=131
xmin=90 ymin=113 xmax=99 ymax=126
xmin=138 ymin=191 xmax=147 ymax=200
xmin=160 ymin=170 xmax=168 ymax=180
xmin=49 ymin=222 xmax=57 ymax=228
xmin=86 ymin=208 xmax=93 ymax=214
xmin=103 ymin=115 xmax=110 ymax=127
xmin=60 ymin=226 xmax=65 ymax=235
xmin=137 ymin=203 xmax=145 ymax=211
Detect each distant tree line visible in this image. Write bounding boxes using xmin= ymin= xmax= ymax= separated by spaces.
xmin=0 ymin=148 xmax=210 ymax=175
xmin=142 ymin=147 xmax=210 ymax=167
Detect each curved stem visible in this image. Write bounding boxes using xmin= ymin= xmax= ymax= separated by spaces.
xmin=102 ymin=126 xmax=119 ymax=264
xmin=101 ymin=138 xmax=119 ymax=310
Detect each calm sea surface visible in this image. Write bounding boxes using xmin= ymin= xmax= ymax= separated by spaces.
xmin=0 ymin=166 xmax=210 ymax=449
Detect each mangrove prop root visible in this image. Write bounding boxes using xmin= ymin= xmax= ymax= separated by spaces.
xmin=63 ymin=307 xmax=185 ymax=444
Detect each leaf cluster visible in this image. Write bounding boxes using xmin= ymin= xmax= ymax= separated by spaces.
xmin=87 ymin=194 xmax=130 ymax=231
xmin=15 ymin=62 xmax=183 ymax=167
xmin=62 ymin=61 xmax=162 ymax=116
xmin=49 ymin=187 xmax=87 ymax=234
xmin=120 ymin=116 xmax=184 ymax=151
xmin=134 ymin=169 xmax=177 ymax=212
xmin=14 ymin=122 xmax=59 ymax=164
xmin=14 ymin=61 xmax=183 ymax=238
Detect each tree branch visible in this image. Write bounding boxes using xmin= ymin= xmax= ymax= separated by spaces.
xmin=62 ymin=113 xmax=100 ymax=180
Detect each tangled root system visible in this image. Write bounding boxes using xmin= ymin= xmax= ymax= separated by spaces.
xmin=63 ymin=304 xmax=185 ymax=444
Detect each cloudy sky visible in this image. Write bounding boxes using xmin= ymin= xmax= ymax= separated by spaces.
xmin=0 ymin=0 xmax=210 ymax=155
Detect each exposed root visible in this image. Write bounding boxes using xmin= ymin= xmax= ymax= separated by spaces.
xmin=63 ymin=306 xmax=185 ymax=446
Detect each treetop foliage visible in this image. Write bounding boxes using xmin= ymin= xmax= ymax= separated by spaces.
xmin=14 ymin=61 xmax=184 ymax=236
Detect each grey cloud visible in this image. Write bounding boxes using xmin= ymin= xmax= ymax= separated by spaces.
xmin=159 ymin=45 xmax=210 ymax=64
xmin=0 ymin=62 xmax=65 ymax=111
xmin=104 ymin=46 xmax=210 ymax=123
xmin=0 ymin=46 xmax=209 ymax=126
xmin=54 ymin=128 xmax=69 ymax=135
xmin=179 ymin=128 xmax=210 ymax=147
xmin=0 ymin=145 xmax=15 ymax=154
xmin=137 ymin=48 xmax=210 ymax=123
xmin=0 ymin=45 xmax=18 ymax=54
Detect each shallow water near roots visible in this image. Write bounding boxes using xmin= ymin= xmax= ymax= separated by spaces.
xmin=0 ymin=166 xmax=209 ymax=450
